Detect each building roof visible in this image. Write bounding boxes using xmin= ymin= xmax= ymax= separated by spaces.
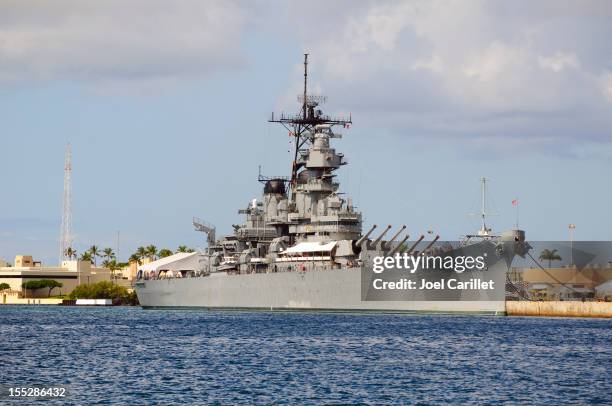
xmin=138 ymin=252 xmax=200 ymax=272
xmin=595 ymin=280 xmax=612 ymax=293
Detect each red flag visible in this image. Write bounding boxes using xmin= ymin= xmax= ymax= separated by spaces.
xmin=512 ymin=199 xmax=518 ymax=206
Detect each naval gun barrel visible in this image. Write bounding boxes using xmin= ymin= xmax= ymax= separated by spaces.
xmin=388 ymin=233 xmax=410 ymax=256
xmin=356 ymin=224 xmax=377 ymax=247
xmin=370 ymin=225 xmax=392 ymax=248
xmin=420 ymin=235 xmax=440 ymax=255
xmin=405 ymin=235 xmax=425 ymax=255
xmin=384 ymin=225 xmax=407 ymax=250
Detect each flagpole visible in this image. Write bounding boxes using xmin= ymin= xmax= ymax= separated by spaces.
xmin=516 ymin=197 xmax=518 ymax=228
xmin=512 ymin=198 xmax=519 ymax=229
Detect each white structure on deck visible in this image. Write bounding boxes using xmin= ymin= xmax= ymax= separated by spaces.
xmin=138 ymin=252 xmax=203 ymax=279
xmin=596 ymin=280 xmax=612 ymax=299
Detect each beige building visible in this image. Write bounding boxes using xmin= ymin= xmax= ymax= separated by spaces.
xmin=0 ymin=255 xmax=112 ymax=300
xmin=118 ymin=258 xmax=152 ymax=283
xmin=517 ymin=265 xmax=612 ymax=300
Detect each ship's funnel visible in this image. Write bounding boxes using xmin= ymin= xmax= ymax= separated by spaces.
xmin=356 ymin=224 xmax=377 ymax=247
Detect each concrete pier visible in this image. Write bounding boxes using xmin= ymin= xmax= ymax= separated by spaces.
xmin=507 ymin=301 xmax=612 ymax=318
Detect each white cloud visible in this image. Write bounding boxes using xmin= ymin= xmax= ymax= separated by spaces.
xmin=1 ymin=0 xmax=610 ymax=150
xmin=538 ymin=52 xmax=580 ymax=72
xmin=0 ymin=0 xmax=249 ymax=86
xmin=601 ymin=72 xmax=612 ymax=102
xmin=275 ymin=0 xmax=612 ymax=150
xmin=411 ymin=55 xmax=443 ymax=73
xmin=462 ymin=42 xmax=525 ymax=82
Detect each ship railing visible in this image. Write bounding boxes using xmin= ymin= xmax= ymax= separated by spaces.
xmin=276 ymin=256 xmax=331 ymax=262
xmin=270 ymin=112 xmax=352 ymax=124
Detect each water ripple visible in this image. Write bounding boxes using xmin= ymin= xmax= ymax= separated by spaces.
xmin=0 ymin=307 xmax=610 ymax=405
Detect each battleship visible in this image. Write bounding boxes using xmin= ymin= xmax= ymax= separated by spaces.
xmin=135 ymin=55 xmax=528 ymax=314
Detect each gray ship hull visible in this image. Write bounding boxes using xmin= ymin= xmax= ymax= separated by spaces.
xmin=135 ymin=266 xmax=507 ymax=315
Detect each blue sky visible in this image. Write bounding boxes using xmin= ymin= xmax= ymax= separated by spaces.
xmin=1 ymin=1 xmax=611 ymax=265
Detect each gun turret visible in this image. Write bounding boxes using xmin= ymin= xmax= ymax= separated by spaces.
xmin=388 ymin=233 xmax=410 ymax=256
xmin=384 ymin=225 xmax=406 ymax=250
xmin=356 ymin=224 xmax=377 ymax=247
xmin=370 ymin=225 xmax=392 ymax=249
xmin=404 ymin=235 xmax=425 ymax=255
xmin=420 ymin=235 xmax=440 ymax=255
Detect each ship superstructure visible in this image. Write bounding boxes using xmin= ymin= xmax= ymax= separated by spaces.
xmin=135 ymin=55 xmax=527 ymax=314
xmin=188 ymin=54 xmax=401 ymax=276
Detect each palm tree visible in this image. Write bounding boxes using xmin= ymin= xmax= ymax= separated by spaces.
xmin=136 ymin=246 xmax=147 ymax=263
xmin=146 ymin=245 xmax=158 ymax=261
xmin=177 ymin=245 xmax=195 ymax=253
xmin=107 ymin=259 xmax=119 ymax=279
xmin=159 ymin=248 xmax=173 ymax=258
xmin=64 ymin=247 xmax=77 ymax=260
xmin=539 ymin=249 xmax=562 ymax=268
xmin=89 ymin=245 xmax=100 ymax=266
xmin=129 ymin=253 xmax=142 ymax=265
xmin=80 ymin=251 xmax=93 ymax=263
xmin=102 ymin=247 xmax=115 ymax=264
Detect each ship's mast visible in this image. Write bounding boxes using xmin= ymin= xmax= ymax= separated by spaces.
xmin=302 ymin=54 xmax=308 ymax=120
xmin=480 ymin=177 xmax=488 ymax=236
xmin=478 ymin=177 xmax=491 ymax=237
xmin=464 ymin=177 xmax=499 ymax=241
xmin=269 ymin=54 xmax=352 ymax=201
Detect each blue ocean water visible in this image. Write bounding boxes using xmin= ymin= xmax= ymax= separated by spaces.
xmin=0 ymin=307 xmax=610 ymax=405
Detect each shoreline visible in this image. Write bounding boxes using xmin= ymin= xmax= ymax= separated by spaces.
xmin=4 ymin=299 xmax=612 ymax=318
xmin=507 ymin=301 xmax=612 ymax=318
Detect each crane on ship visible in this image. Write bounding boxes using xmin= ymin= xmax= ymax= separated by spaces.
xmin=193 ymin=217 xmax=216 ymax=253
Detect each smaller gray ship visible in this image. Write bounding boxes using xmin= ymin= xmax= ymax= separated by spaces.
xmin=135 ymin=55 xmax=528 ymax=314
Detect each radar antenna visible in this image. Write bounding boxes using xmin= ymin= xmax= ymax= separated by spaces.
xmin=269 ymin=53 xmax=352 ymax=200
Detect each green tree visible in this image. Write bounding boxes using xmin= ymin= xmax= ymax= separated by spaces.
xmin=145 ymin=245 xmax=158 ymax=260
xmin=107 ymin=259 xmax=119 ymax=279
xmin=177 ymin=245 xmax=195 ymax=253
xmin=89 ymin=245 xmax=101 ymax=266
xmin=159 ymin=248 xmax=173 ymax=258
xmin=0 ymin=282 xmax=10 ymax=291
xmin=22 ymin=280 xmax=42 ymax=295
xmin=129 ymin=253 xmax=142 ymax=265
xmin=21 ymin=280 xmax=63 ymax=297
xmin=44 ymin=280 xmax=63 ymax=297
xmin=69 ymin=281 xmax=139 ymax=305
xmin=80 ymin=251 xmax=93 ymax=263
xmin=539 ymin=249 xmax=562 ymax=268
xmin=64 ymin=247 xmax=77 ymax=260
xmin=102 ymin=247 xmax=115 ymax=263
xmin=136 ymin=246 xmax=147 ymax=262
